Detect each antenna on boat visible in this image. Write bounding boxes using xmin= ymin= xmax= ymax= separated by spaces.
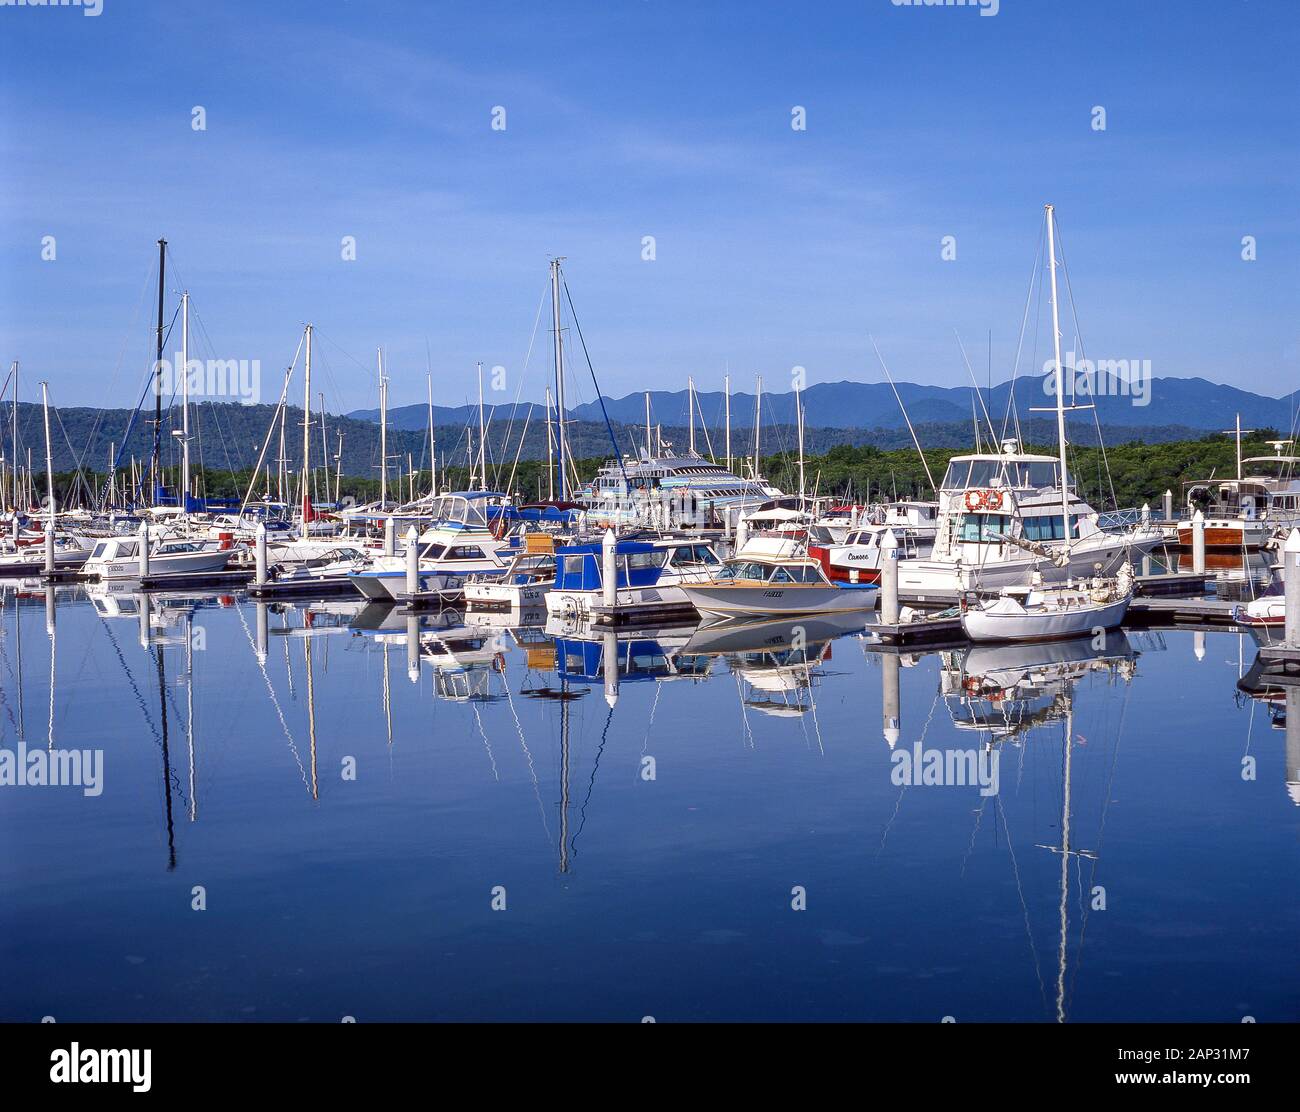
xmin=869 ymin=335 xmax=936 ymax=492
xmin=1219 ymin=414 xmax=1256 ymax=481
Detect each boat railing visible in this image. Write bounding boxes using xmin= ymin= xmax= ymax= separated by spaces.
xmin=1095 ymin=507 xmax=1153 ymax=531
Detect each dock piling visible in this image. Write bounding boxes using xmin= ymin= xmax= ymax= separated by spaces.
xmin=1191 ymin=510 xmax=1206 ymax=574
xmin=138 ymin=520 xmax=150 ymax=578
xmin=1285 ymin=529 xmax=1300 ymax=647
xmin=254 ymin=523 xmax=268 ymax=586
xmin=880 ymin=528 xmax=899 ymax=625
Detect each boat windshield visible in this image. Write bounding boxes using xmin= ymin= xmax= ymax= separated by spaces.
xmin=720 ymin=560 xmax=771 ymax=581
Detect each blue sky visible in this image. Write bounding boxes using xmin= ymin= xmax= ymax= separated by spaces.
xmin=1 ymin=0 xmax=1296 ymax=415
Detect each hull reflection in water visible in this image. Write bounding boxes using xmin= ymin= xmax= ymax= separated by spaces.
xmin=2 ymin=582 xmax=1294 ymax=1024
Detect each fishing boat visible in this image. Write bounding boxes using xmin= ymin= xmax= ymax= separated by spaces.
xmin=678 ymin=553 xmax=877 ymax=619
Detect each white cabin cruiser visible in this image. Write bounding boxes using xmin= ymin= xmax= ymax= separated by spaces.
xmin=347 ymin=492 xmax=517 ymax=600
xmin=82 ymin=535 xmax=239 ymax=580
xmin=894 ymin=443 xmax=1162 ymax=598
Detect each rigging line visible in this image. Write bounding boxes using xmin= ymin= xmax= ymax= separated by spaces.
xmin=1002 ymin=217 xmax=1047 ymax=443
xmin=1067 ymin=671 xmax=1132 ymax=1009
xmin=561 ymin=277 xmax=628 ymax=489
xmin=472 ymin=703 xmax=500 ymax=781
xmin=232 ymin=600 xmax=310 ymax=793
xmin=503 ymin=403 xmax=533 ymax=498
xmin=571 ymin=699 xmax=615 ymax=861
xmin=955 ymin=330 xmax=998 ymax=446
xmin=491 ymin=280 xmax=550 ymax=491
xmin=875 ymin=688 xmax=940 ymax=858
xmin=869 ymin=335 xmax=936 ymax=492
xmin=501 ymin=662 xmax=553 ymax=844
xmin=996 ymin=790 xmax=1050 ymax=1016
xmin=1054 ymin=219 xmax=1120 ymax=512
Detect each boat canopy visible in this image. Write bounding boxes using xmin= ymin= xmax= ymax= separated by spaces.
xmin=553 ymin=541 xmax=665 ymax=592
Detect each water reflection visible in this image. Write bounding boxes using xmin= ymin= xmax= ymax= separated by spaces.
xmin=1 ymin=582 xmax=1296 ymax=1022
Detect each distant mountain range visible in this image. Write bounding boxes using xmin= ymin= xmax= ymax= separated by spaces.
xmin=349 ymin=376 xmax=1299 ymax=436
xmin=9 ymin=376 xmax=1294 ymax=479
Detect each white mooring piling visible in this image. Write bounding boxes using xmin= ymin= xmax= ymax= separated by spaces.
xmin=1284 ymin=529 xmax=1300 ymax=647
xmin=880 ymin=528 xmax=899 ymax=625
xmin=406 ymin=611 xmax=421 ymax=683
xmin=1163 ymin=489 xmax=1173 ymax=521
xmin=405 ymin=526 xmax=419 ymax=598
xmin=384 ymin=515 xmax=396 ymax=557
xmin=882 ymin=652 xmax=900 ymax=750
xmin=602 ymin=529 xmax=617 ymax=609
xmin=43 ymin=523 xmax=54 ymax=576
xmin=254 ymin=522 xmax=268 ymax=586
xmin=137 ymin=520 xmax=150 ymax=579
xmin=1191 ymin=510 xmax=1206 ymax=575
xmin=255 ymin=600 xmax=269 ymax=664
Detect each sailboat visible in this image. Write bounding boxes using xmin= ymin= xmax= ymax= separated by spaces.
xmin=960 ymin=206 xmax=1135 ymax=643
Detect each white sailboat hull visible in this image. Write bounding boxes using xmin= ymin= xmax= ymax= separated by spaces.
xmin=961 ymin=593 xmax=1131 ymax=643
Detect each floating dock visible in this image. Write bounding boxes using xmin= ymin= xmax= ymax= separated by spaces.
xmin=247 ymin=576 xmax=360 ymax=600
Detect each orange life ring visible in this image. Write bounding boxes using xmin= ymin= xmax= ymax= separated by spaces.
xmin=964 ymin=490 xmax=984 ymax=511
xmin=985 ymin=490 xmax=1003 ymax=511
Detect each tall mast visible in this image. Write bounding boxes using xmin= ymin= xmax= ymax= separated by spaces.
xmin=476 ymin=360 xmax=486 ymax=491
xmin=545 ymin=387 xmax=555 ymax=502
xmin=724 ymin=372 xmax=731 ymax=474
xmin=301 ymin=323 xmax=313 ymax=538
xmin=549 ymin=258 xmax=568 ymax=501
xmin=319 ymin=391 xmax=328 ymax=503
xmin=9 ymin=359 xmax=18 ymax=509
xmin=40 ymin=381 xmax=54 ymax=519
xmin=688 ymin=376 xmax=696 ymax=455
xmin=180 ymin=291 xmax=190 ymax=516
xmin=427 ymin=374 xmax=436 ymax=497
xmin=644 ymin=392 xmax=652 ymax=458
xmin=152 ymin=238 xmax=166 ymax=502
xmin=796 ymin=381 xmax=805 ymax=504
xmin=377 ymin=347 xmax=388 ymax=508
xmin=753 ymin=375 xmax=763 ymax=479
xmin=1045 ymin=204 xmax=1071 ymax=556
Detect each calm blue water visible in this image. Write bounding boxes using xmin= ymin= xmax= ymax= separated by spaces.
xmin=1 ymin=584 xmax=1297 ymax=1022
